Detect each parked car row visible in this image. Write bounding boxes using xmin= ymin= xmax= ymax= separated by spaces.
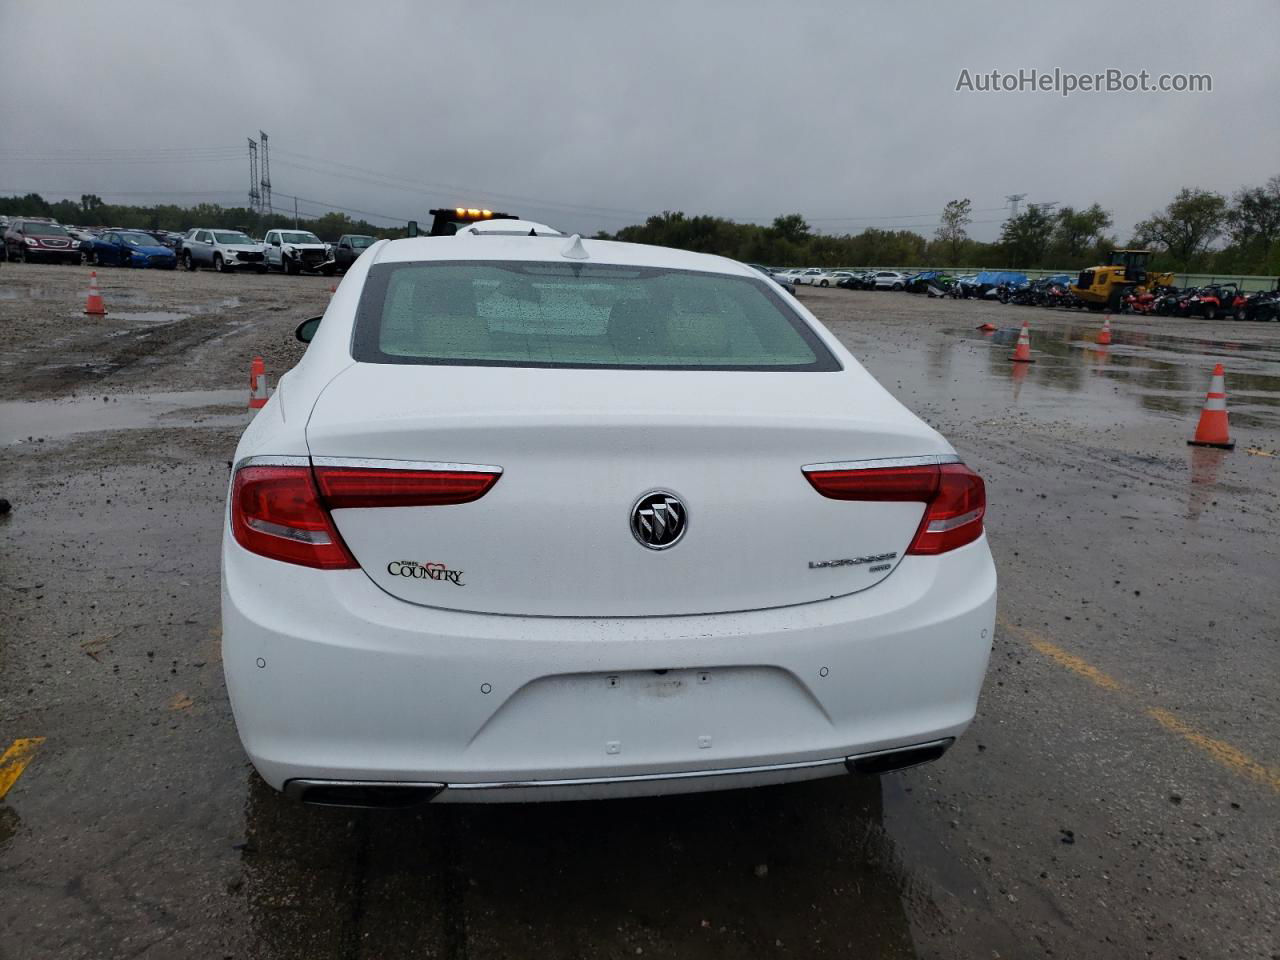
xmin=0 ymin=215 xmax=378 ymax=277
xmin=758 ymin=260 xmax=1280 ymax=322
xmin=755 ymin=267 xmax=914 ymax=290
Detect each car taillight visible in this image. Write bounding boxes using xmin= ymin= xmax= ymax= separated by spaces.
xmin=804 ymin=462 xmax=986 ymax=555
xmin=231 ymin=465 xmax=357 ymax=569
xmin=312 ymin=466 xmax=500 ymax=508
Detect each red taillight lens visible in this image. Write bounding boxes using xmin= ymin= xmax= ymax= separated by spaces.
xmin=805 ymin=462 xmax=986 ymax=555
xmin=804 ymin=465 xmax=941 ymax=501
xmin=231 ymin=465 xmax=357 ymax=569
xmin=312 ymin=467 xmax=500 ymax=508
xmin=908 ymin=464 xmax=986 ymax=555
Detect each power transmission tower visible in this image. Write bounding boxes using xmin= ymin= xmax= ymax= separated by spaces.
xmin=1005 ymin=193 xmax=1027 ymax=219
xmin=259 ymin=131 xmax=272 ymax=217
xmin=247 ymin=138 xmax=260 ymax=214
xmin=1029 ymin=201 xmax=1059 ymax=214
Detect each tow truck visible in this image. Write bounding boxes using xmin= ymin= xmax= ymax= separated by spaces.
xmin=408 ymin=207 xmax=518 ymax=237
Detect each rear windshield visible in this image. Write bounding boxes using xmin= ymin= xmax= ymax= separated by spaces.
xmin=352 ymin=260 xmax=839 ymax=371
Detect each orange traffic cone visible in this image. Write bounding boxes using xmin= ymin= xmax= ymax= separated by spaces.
xmin=1097 ymin=313 xmax=1113 ymax=345
xmin=977 ymin=321 xmax=997 ymax=332
xmin=1187 ymin=363 xmax=1234 ymax=449
xmin=84 ymin=271 xmax=107 ymax=316
xmin=248 ymin=356 xmax=269 ymax=409
xmin=1010 ymin=320 xmax=1034 ymax=362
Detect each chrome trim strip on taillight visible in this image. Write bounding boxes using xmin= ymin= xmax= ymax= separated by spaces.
xmin=801 ymin=453 xmax=961 ymax=473
xmin=234 ymin=454 xmax=312 ymax=471
xmin=310 ymin=456 xmax=503 ymax=474
xmin=925 ymin=507 xmax=984 ymax=533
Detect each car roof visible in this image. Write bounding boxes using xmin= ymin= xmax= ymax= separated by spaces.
xmin=372 ymin=235 xmax=757 ymax=277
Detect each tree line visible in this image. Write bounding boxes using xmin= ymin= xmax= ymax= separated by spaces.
xmin=601 ymin=176 xmax=1280 ymax=275
xmin=5 ymin=175 xmax=1277 ymax=275
xmin=0 ymin=193 xmax=401 ymax=242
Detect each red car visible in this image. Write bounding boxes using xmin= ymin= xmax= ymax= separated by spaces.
xmin=2 ymin=218 xmax=82 ymax=265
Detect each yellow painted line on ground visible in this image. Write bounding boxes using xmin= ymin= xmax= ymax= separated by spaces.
xmin=998 ymin=617 xmax=1280 ymax=796
xmin=168 ymin=692 xmax=194 ymax=711
xmin=1021 ymin=632 xmax=1126 ymax=693
xmin=0 ymin=738 xmax=46 ymax=800
xmin=1147 ymin=708 xmax=1280 ymax=794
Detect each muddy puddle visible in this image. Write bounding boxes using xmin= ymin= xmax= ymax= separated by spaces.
xmin=908 ymin=323 xmax=1280 ymax=430
xmin=0 ymin=286 xmax=46 ymax=301
xmin=76 ymin=310 xmax=192 ymax=325
xmin=0 ymin=389 xmax=251 ymax=445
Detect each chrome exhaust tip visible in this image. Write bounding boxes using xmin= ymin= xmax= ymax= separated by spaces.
xmin=283 ymin=779 xmax=445 ymax=809
xmin=846 ymin=738 xmax=955 ymax=777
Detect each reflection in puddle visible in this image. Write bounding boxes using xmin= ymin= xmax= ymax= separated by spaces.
xmin=238 ymin=771 xmax=923 ymax=958
xmin=1187 ymin=446 xmax=1228 ymax=521
xmin=0 ymin=389 xmax=250 ymax=445
xmin=926 ymin=321 xmax=1280 ymax=430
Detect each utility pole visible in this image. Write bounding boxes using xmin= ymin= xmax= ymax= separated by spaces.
xmin=1005 ymin=193 xmax=1027 ymax=219
xmin=247 ymin=138 xmax=260 ymax=214
xmin=294 ymin=196 xmax=299 ymax=229
xmin=259 ymin=130 xmax=272 ymax=217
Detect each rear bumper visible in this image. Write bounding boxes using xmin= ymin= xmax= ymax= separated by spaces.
xmin=221 ymin=536 xmax=996 ymax=800
xmin=282 ymin=739 xmax=954 ymax=806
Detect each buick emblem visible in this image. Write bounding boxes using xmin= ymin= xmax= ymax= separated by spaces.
xmin=630 ymin=490 xmax=687 ymax=550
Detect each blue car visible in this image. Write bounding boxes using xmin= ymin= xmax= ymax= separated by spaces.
xmin=88 ymin=230 xmax=178 ymax=269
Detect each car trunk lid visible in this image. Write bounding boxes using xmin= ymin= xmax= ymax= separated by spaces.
xmin=305 ymin=363 xmax=949 ymax=617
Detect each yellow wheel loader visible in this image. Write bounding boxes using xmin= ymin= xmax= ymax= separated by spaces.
xmin=1071 ymin=250 xmax=1175 ymax=311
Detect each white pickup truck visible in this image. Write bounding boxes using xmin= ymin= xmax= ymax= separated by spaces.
xmin=262 ymin=228 xmax=334 ymax=276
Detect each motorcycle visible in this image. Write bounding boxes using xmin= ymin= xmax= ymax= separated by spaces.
xmin=1153 ymin=287 xmax=1184 ymax=316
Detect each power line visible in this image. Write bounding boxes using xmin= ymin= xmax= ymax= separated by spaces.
xmin=269 ymin=191 xmax=407 ymax=224
xmin=0 ymin=188 xmax=246 ymax=198
xmin=0 ymin=155 xmax=242 ymax=166
xmin=270 ymin=151 xmax=657 ymax=218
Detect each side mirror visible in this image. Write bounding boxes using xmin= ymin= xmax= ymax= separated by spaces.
xmin=407 ymin=220 xmax=419 ymax=238
xmin=272 ymin=238 xmax=281 ymax=247
xmin=295 ymin=316 xmax=322 ymax=344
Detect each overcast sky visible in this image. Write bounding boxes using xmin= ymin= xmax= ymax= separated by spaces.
xmin=2 ymin=0 xmax=1276 ymax=242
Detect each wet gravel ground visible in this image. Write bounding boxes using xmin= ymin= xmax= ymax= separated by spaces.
xmin=1 ymin=263 xmax=1278 ymax=959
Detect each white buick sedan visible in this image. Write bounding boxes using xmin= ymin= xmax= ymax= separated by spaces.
xmin=221 ymin=223 xmax=996 ymax=807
